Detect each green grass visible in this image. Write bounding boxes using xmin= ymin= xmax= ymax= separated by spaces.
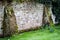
xmin=10 ymin=28 xmax=60 ymax=40
xmin=0 ymin=37 xmax=9 ymax=40
xmin=0 ymin=25 xmax=60 ymax=40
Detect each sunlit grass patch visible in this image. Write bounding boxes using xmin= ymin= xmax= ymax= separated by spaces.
xmin=10 ymin=28 xmax=60 ymax=40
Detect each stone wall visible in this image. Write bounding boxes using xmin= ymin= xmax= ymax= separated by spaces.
xmin=12 ymin=2 xmax=44 ymax=31
xmin=0 ymin=2 xmax=4 ymax=36
xmin=0 ymin=2 xmax=44 ymax=36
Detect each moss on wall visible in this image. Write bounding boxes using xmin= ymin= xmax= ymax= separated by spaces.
xmin=3 ymin=4 xmax=18 ymax=37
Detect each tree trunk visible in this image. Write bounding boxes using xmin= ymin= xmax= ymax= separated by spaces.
xmin=44 ymin=5 xmax=54 ymax=27
xmin=3 ymin=4 xmax=18 ymax=37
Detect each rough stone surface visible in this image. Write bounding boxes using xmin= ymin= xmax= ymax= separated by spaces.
xmin=12 ymin=2 xmax=44 ymax=31
xmin=0 ymin=2 xmax=44 ymax=35
xmin=0 ymin=1 xmax=58 ymax=37
xmin=0 ymin=2 xmax=4 ymax=35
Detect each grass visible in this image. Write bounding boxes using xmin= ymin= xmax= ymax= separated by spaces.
xmin=0 ymin=37 xmax=9 ymax=40
xmin=10 ymin=29 xmax=60 ymax=40
xmin=0 ymin=25 xmax=60 ymax=40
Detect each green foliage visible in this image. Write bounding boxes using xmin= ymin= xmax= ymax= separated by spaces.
xmin=52 ymin=0 xmax=60 ymax=23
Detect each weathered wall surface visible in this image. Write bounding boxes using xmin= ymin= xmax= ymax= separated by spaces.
xmin=0 ymin=2 xmax=44 ymax=36
xmin=12 ymin=2 xmax=44 ymax=31
xmin=0 ymin=2 xmax=4 ymax=35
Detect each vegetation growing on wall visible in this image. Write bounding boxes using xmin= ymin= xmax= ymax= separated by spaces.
xmin=3 ymin=4 xmax=18 ymax=37
xmin=0 ymin=0 xmax=60 ymax=37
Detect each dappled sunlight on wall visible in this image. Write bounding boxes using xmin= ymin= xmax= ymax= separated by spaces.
xmin=12 ymin=2 xmax=44 ymax=31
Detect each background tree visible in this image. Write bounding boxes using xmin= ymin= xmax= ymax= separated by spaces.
xmin=52 ymin=0 xmax=60 ymax=24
